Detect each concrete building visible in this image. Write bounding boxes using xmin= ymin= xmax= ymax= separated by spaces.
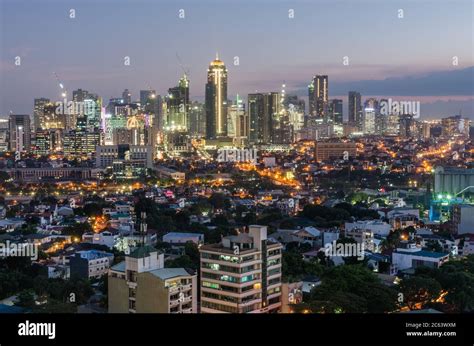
xmin=70 ymin=250 xmax=114 ymax=279
xmin=162 ymin=232 xmax=204 ymax=245
xmin=392 ymin=242 xmax=449 ymax=271
xmin=199 ymin=225 xmax=282 ymax=313
xmin=96 ymin=145 xmax=153 ymax=177
xmin=314 ymin=141 xmax=357 ymax=162
xmin=452 ymin=204 xmax=474 ymax=235
xmin=108 ymin=245 xmax=197 ymax=313
xmin=8 ymin=114 xmax=31 ymax=152
xmin=434 ymin=166 xmax=474 ymax=196
xmin=154 ymin=166 xmax=185 ymax=181
xmin=345 ymin=220 xmax=391 ymax=237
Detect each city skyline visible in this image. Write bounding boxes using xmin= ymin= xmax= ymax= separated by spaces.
xmin=0 ymin=0 xmax=473 ymax=118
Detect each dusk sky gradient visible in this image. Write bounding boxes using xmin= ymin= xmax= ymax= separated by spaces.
xmin=1 ymin=0 xmax=473 ymax=118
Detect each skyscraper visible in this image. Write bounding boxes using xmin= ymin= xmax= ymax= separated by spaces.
xmin=205 ymin=54 xmax=228 ymax=139
xmin=8 ymin=114 xmax=31 ymax=152
xmin=122 ymin=89 xmax=132 ymax=104
xmin=329 ymin=99 xmax=343 ymax=125
xmin=248 ymin=92 xmax=280 ymax=144
xmin=363 ymin=98 xmax=379 ymax=135
xmin=227 ymin=95 xmax=246 ymax=139
xmin=33 ymin=98 xmax=50 ymax=131
xmin=348 ymin=91 xmax=362 ymax=129
xmin=308 ymin=75 xmax=328 ymax=118
xmin=189 ymin=101 xmax=205 ymax=137
xmin=166 ymin=74 xmax=189 ymax=131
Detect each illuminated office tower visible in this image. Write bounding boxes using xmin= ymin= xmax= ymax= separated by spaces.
xmin=442 ymin=115 xmax=470 ymax=138
xmin=329 ymin=99 xmax=343 ymax=125
xmin=285 ymin=95 xmax=305 ymax=133
xmin=8 ymin=114 xmax=31 ymax=152
xmin=363 ymin=98 xmax=378 ymax=135
xmin=348 ymin=91 xmax=362 ymax=129
xmin=166 ymin=74 xmax=189 ymax=131
xmin=84 ymin=94 xmax=102 ymax=131
xmin=63 ymin=129 xmax=100 ymax=159
xmin=248 ymin=92 xmax=280 ymax=144
xmin=34 ymin=98 xmax=50 ymax=131
xmin=205 ymin=54 xmax=228 ymax=139
xmin=308 ymin=75 xmax=328 ymax=118
xmin=375 ymin=98 xmax=388 ymax=135
xmin=189 ymin=101 xmax=205 ymax=137
xmin=227 ymin=95 xmax=245 ymax=138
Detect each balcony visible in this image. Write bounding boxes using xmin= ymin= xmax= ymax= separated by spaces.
xmin=180 ymin=284 xmax=192 ymax=291
xmin=168 ymin=286 xmax=180 ymax=294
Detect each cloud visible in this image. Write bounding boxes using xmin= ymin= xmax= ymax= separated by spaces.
xmin=326 ymin=66 xmax=474 ymax=96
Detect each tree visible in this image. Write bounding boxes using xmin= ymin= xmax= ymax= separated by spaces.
xmin=303 ymin=265 xmax=397 ymax=313
xmin=15 ymin=290 xmax=35 ymax=308
xmin=399 ymin=277 xmax=442 ymax=310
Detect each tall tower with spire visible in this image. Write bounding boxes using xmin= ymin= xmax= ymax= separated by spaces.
xmin=205 ymin=54 xmax=228 ymax=139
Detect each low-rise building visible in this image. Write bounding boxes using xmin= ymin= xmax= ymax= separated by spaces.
xmin=70 ymin=250 xmax=114 ymax=279
xmin=392 ymin=242 xmax=449 ymax=271
xmin=108 ymin=245 xmax=197 ymax=313
xmin=162 ymin=232 xmax=204 ymax=245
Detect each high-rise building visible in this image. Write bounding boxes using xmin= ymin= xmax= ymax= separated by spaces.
xmin=441 ymin=115 xmax=470 ymax=138
xmin=399 ymin=114 xmax=416 ymax=138
xmin=199 ymin=225 xmax=283 ymax=313
xmin=329 ymin=99 xmax=343 ymax=125
xmin=140 ymin=90 xmax=160 ymax=116
xmin=227 ymin=95 xmax=246 ymax=139
xmin=33 ymin=98 xmax=50 ymax=131
xmin=363 ymin=98 xmax=378 ymax=135
xmin=189 ymin=101 xmax=205 ymax=137
xmin=63 ymin=129 xmax=100 ymax=159
xmin=348 ymin=91 xmax=362 ymax=129
xmin=308 ymin=75 xmax=328 ymax=118
xmin=122 ymin=89 xmax=132 ymax=104
xmin=248 ymin=92 xmax=280 ymax=144
xmin=166 ymin=74 xmax=189 ymax=131
xmin=8 ymin=114 xmax=31 ymax=152
xmin=72 ymin=89 xmax=89 ymax=103
xmin=205 ymin=54 xmax=228 ymax=139
xmin=108 ymin=244 xmax=197 ymax=313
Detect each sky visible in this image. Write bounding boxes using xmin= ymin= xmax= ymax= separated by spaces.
xmin=0 ymin=0 xmax=473 ymax=119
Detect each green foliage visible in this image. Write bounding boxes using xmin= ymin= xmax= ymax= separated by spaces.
xmin=282 ymin=248 xmax=325 ymax=282
xmin=303 ymin=265 xmax=398 ymax=313
xmin=399 ymin=276 xmax=442 ymax=310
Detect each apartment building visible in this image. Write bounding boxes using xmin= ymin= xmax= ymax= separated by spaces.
xmin=199 ymin=225 xmax=283 ymax=313
xmin=108 ymin=245 xmax=197 ymax=313
xmin=70 ymin=250 xmax=114 ymax=279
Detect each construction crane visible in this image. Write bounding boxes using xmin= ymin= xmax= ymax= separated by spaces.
xmin=176 ymin=52 xmax=190 ymax=77
xmin=53 ymin=72 xmax=67 ymax=98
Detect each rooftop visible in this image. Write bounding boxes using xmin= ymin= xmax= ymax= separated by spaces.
xmin=128 ymin=245 xmax=158 ymax=258
xmin=148 ymin=268 xmax=193 ymax=280
xmin=394 ymin=249 xmax=448 ymax=259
